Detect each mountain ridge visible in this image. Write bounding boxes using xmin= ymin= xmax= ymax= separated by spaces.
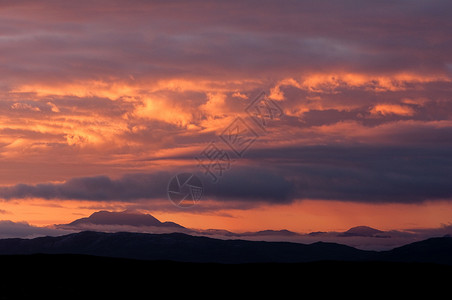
xmin=58 ymin=210 xmax=388 ymax=237
xmin=0 ymin=230 xmax=451 ymax=264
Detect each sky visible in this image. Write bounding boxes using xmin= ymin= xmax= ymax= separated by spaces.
xmin=0 ymin=0 xmax=452 ymax=234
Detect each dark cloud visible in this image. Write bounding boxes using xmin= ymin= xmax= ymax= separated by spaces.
xmin=245 ymin=145 xmax=452 ymax=203
xmin=0 ymin=168 xmax=295 ymax=204
xmin=202 ymin=167 xmax=295 ymax=203
xmin=1 ymin=0 xmax=452 ymax=86
xmin=0 ymin=173 xmax=170 ymax=201
xmin=0 ymin=143 xmax=451 ymax=204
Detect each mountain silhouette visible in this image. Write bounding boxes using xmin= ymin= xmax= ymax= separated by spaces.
xmin=338 ymin=226 xmax=384 ymax=237
xmin=0 ymin=231 xmax=450 ymax=264
xmin=59 ymin=210 xmax=184 ymax=229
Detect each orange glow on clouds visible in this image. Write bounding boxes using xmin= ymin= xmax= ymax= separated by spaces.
xmin=271 ymin=72 xmax=451 ymax=100
xmin=1 ymin=0 xmax=452 ymax=235
xmin=134 ymin=97 xmax=194 ymax=127
xmin=370 ymin=104 xmax=415 ymax=116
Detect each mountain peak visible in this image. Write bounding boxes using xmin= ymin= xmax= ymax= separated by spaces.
xmin=339 ymin=226 xmax=383 ymax=237
xmin=66 ymin=210 xmax=184 ymax=228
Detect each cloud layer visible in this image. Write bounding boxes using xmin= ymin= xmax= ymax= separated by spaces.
xmin=0 ymin=0 xmax=451 ymax=208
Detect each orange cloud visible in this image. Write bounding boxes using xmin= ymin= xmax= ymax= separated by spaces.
xmin=370 ymin=104 xmax=416 ymax=116
xmin=133 ymin=96 xmax=194 ymax=127
xmin=10 ymin=102 xmax=41 ymax=112
xmin=200 ymin=92 xmax=227 ymax=117
xmin=270 ymin=72 xmax=451 ymax=100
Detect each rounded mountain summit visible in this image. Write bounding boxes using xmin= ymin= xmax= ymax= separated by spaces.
xmin=65 ymin=210 xmax=184 ymax=229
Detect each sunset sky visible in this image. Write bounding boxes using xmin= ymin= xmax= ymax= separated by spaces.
xmin=1 ymin=0 xmax=452 ymax=234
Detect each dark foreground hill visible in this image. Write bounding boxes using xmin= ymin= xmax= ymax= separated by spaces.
xmin=0 ymin=231 xmax=451 ymax=264
xmin=0 ymin=232 xmax=451 ymax=298
xmin=0 ymin=254 xmax=450 ymax=298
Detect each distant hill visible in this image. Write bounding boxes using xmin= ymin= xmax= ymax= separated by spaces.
xmin=50 ymin=211 xmax=451 ymax=251
xmin=240 ymin=229 xmax=300 ymax=237
xmin=57 ymin=210 xmax=302 ymax=238
xmin=0 ymin=231 xmax=450 ymax=264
